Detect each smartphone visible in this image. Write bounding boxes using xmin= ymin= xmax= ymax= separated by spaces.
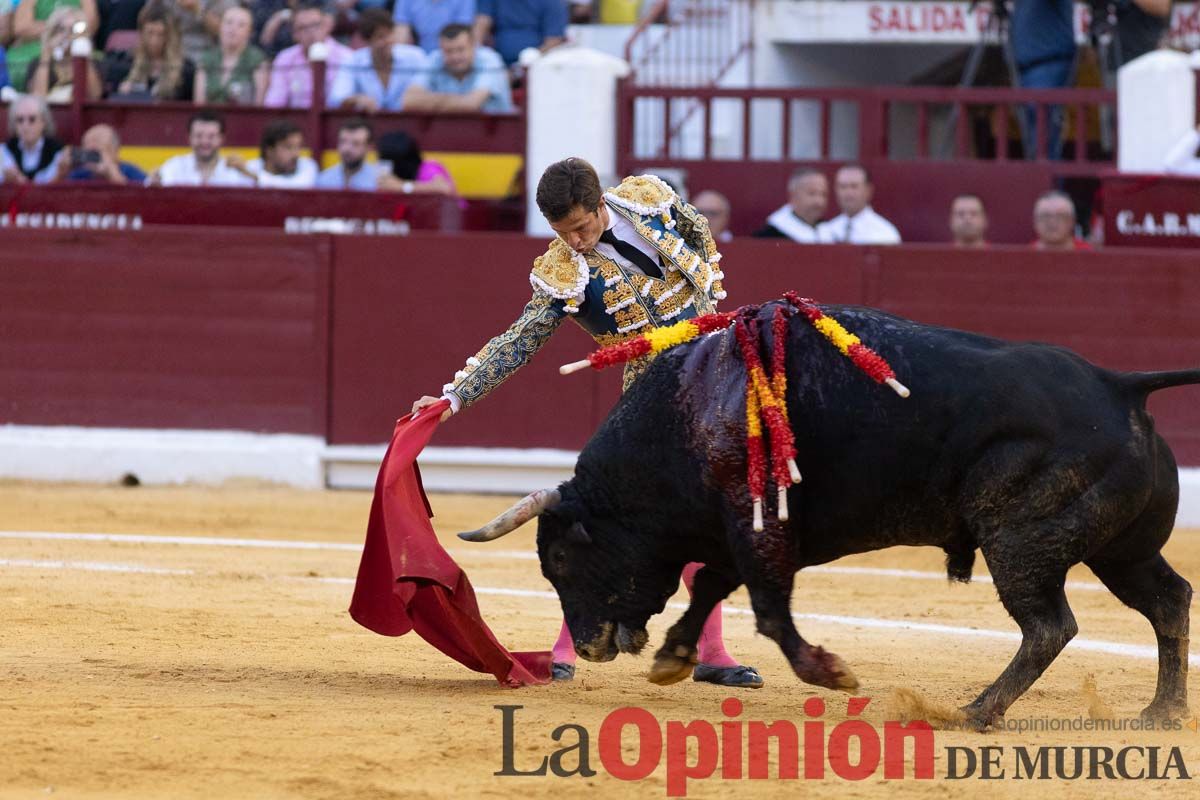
xmin=71 ymin=149 xmax=101 ymax=168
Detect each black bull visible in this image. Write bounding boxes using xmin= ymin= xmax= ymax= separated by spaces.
xmin=461 ymin=303 xmax=1195 ymax=729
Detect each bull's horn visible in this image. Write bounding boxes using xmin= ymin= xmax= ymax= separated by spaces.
xmin=457 ymin=488 xmax=561 ymax=542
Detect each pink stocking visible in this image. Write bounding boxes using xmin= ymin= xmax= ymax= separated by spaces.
xmin=551 ymin=619 xmax=576 ymax=664
xmin=682 ymin=562 xmax=738 ymax=668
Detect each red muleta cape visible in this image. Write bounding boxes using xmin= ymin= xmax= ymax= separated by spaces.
xmin=348 ymin=400 xmax=552 ymax=687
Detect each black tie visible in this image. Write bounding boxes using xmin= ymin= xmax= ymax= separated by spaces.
xmin=599 ymin=229 xmax=663 ymax=279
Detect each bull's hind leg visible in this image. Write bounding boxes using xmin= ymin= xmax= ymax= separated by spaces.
xmin=962 ymin=549 xmax=1078 ymax=730
xmin=1087 ymin=553 xmax=1192 ymax=722
xmin=648 ymin=565 xmax=737 ymax=685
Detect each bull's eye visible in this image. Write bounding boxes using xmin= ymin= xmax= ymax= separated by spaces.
xmin=550 ymin=545 xmax=568 ymax=575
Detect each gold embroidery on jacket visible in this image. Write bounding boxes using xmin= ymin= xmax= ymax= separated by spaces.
xmin=449 ymin=293 xmax=564 ymax=409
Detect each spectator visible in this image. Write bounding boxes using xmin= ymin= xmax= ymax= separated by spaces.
xmin=1032 ymin=190 xmax=1089 ymax=250
xmin=568 ymin=0 xmax=593 ymax=24
xmin=26 ymin=6 xmax=102 ymax=101
xmin=1010 ymin=0 xmax=1074 ymax=159
xmin=393 ymin=0 xmax=474 ymax=54
xmin=377 ymin=128 xmax=456 ymax=195
xmin=50 ymin=122 xmax=146 ymax=183
xmin=753 ymin=168 xmax=830 ymax=243
xmin=195 ymin=4 xmax=268 ymax=104
xmin=329 ymin=8 xmax=426 ymax=112
xmin=401 ymin=23 xmax=511 ymax=113
xmin=254 ymin=0 xmax=296 ymax=59
xmin=239 ymin=119 xmax=318 ymax=188
xmin=1 ymin=0 xmax=13 ymax=49
xmin=1115 ymin=0 xmax=1172 ymax=66
xmin=149 ymin=109 xmax=251 ymax=186
xmin=1 ymin=92 xmax=65 ymax=183
xmin=0 ymin=0 xmax=11 ymax=90
xmin=113 ymin=2 xmax=193 ymax=101
xmin=8 ymin=0 xmax=98 ymax=93
xmin=264 ymin=0 xmax=353 ymax=109
xmin=1163 ymin=123 xmax=1200 ymax=177
xmin=474 ymin=0 xmax=566 ymax=66
xmin=821 ymin=164 xmax=901 ymax=245
xmin=175 ymin=0 xmax=231 ymax=65
xmin=949 ymin=194 xmax=988 ymax=248
xmin=692 ymin=189 xmax=732 ymax=242
xmin=315 ymin=117 xmax=389 ymax=190
xmin=95 ymin=0 xmax=144 ymax=50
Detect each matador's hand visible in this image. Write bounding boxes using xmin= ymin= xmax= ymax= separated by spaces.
xmin=412 ymin=395 xmax=453 ymax=422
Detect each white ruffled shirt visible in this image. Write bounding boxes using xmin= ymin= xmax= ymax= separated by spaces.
xmin=440 ymin=208 xmax=668 ymax=414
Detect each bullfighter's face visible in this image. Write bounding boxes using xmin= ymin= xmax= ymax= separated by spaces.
xmin=536 ymin=508 xmax=679 ymax=663
xmin=549 ymin=203 xmax=609 ymax=255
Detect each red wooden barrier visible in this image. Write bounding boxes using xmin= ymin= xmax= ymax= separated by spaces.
xmin=4 ymin=229 xmax=1200 ymax=463
xmin=0 ymin=184 xmax=466 ymax=234
xmin=0 ymin=227 xmax=331 ymax=434
xmin=1101 ymin=173 xmax=1200 ymax=248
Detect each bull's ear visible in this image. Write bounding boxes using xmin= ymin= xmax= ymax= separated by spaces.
xmin=565 ymin=521 xmax=592 ymax=545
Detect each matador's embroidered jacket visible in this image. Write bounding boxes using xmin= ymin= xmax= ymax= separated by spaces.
xmin=444 ymin=175 xmax=728 ymax=409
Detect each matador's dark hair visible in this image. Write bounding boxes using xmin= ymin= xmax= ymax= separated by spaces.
xmin=536 ymin=158 xmax=603 ymax=222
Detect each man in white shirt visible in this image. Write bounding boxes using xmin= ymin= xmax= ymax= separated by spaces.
xmin=820 ymin=164 xmax=901 ymax=245
xmin=239 ymin=119 xmax=318 ymax=189
xmin=753 ymin=168 xmax=831 ymax=243
xmin=150 ymin=111 xmax=254 ymax=188
xmin=1163 ymin=124 xmax=1200 ymax=177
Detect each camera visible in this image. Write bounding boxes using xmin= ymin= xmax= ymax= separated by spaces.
xmin=71 ymin=148 xmax=102 ymax=168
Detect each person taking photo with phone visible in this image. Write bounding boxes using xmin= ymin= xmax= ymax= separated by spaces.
xmin=51 ymin=123 xmax=146 ymax=184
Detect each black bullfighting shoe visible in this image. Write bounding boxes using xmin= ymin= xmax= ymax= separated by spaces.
xmin=551 ymin=662 xmax=576 ymax=681
xmin=692 ymin=663 xmax=764 ymax=689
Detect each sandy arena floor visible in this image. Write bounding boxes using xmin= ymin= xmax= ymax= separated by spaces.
xmin=1 ymin=481 xmax=1198 ymax=799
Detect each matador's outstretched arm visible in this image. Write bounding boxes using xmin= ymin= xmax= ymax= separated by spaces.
xmin=441 ymin=293 xmax=568 ymax=412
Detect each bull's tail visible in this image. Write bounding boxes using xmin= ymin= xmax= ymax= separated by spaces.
xmin=1117 ymin=369 xmax=1200 ymax=396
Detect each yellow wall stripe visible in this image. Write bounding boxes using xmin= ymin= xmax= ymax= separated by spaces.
xmin=120 ymin=146 xmax=522 ymax=199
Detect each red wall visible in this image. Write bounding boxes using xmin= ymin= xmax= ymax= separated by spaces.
xmin=327 ymin=234 xmax=623 ymax=447
xmin=4 ymin=228 xmax=1200 ymax=462
xmin=0 ymin=228 xmax=330 ymax=434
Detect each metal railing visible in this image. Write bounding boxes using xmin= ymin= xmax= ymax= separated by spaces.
xmin=618 ymin=81 xmax=1118 ymax=175
xmin=623 ymin=0 xmax=755 ymax=87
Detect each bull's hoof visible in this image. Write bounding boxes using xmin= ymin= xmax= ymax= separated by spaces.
xmin=648 ymin=645 xmax=697 ymax=686
xmin=795 ymin=650 xmax=859 ymax=692
xmin=960 ymin=710 xmax=1001 ymax=732
xmin=959 ymin=702 xmax=1002 ymax=732
xmin=1140 ymin=698 xmax=1191 ymax=724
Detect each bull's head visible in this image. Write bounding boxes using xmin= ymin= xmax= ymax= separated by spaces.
xmin=458 ymin=483 xmax=682 ymax=663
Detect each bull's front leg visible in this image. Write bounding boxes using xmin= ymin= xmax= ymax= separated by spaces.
xmin=648 ymin=565 xmax=738 ymax=685
xmin=744 ymin=578 xmax=859 ymax=692
xmin=733 ymin=510 xmax=859 ymax=692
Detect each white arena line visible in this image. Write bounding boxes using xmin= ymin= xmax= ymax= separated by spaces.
xmin=0 ymin=531 xmax=363 ymax=551
xmin=0 ymin=531 xmax=1106 ymax=592
xmin=0 ymin=558 xmax=193 ymax=576
xmin=4 ymin=557 xmax=1195 ymax=669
